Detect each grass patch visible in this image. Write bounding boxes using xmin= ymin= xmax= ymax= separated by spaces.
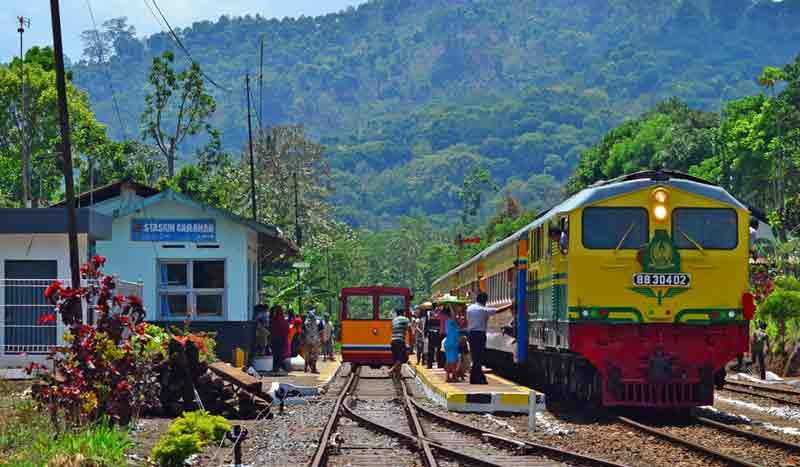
xmin=0 ymin=383 xmax=132 ymax=467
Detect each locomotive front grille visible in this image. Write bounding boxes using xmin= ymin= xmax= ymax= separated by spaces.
xmin=619 ymin=382 xmax=701 ymax=406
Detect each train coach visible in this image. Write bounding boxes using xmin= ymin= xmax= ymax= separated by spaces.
xmin=432 ymin=170 xmax=755 ymax=408
xmin=339 ymin=286 xmax=412 ymax=366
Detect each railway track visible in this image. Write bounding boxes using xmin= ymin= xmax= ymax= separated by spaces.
xmin=310 ymin=366 xmax=628 ymax=467
xmin=618 ymin=414 xmax=800 ymax=467
xmin=722 ymin=380 xmax=800 ymax=407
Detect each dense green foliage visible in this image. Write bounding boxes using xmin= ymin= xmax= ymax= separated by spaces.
xmin=569 ymin=52 xmax=800 ymax=237
xmin=72 ymin=0 xmax=800 ymax=225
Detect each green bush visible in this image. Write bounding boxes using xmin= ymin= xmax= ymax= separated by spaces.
xmin=151 ymin=410 xmax=230 ymax=467
xmin=775 ymin=276 xmax=800 ymax=292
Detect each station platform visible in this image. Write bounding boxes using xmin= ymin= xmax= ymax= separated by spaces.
xmin=411 ymin=362 xmax=544 ymax=413
xmin=209 ymin=357 xmax=343 ymax=402
xmin=260 ymin=357 xmax=343 ymax=398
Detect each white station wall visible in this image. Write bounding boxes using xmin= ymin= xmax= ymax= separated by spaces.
xmin=95 ymin=199 xmax=252 ymax=322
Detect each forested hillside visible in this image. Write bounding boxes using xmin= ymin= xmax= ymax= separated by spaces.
xmin=72 ymin=0 xmax=800 ymax=226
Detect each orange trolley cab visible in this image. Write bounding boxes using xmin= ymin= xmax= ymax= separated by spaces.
xmin=340 ymin=286 xmax=412 ymax=366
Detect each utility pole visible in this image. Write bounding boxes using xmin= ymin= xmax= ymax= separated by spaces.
xmin=18 ymin=16 xmax=31 ymax=208
xmin=258 ymin=37 xmax=264 ymax=128
xmin=49 ymin=0 xmax=81 ymax=291
xmin=245 ymin=74 xmax=257 ymax=221
xmin=294 ymin=171 xmax=302 ymax=248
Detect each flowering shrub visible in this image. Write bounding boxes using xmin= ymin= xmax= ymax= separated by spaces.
xmin=27 ymin=257 xmax=220 ymax=426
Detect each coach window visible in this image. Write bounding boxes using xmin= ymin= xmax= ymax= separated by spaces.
xmin=379 ymin=295 xmax=406 ymax=319
xmin=673 ymin=208 xmax=738 ymax=250
xmin=582 ymin=207 xmax=649 ymax=249
xmin=346 ymin=295 xmax=373 ymax=320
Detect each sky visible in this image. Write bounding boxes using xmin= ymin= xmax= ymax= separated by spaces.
xmin=1 ymin=0 xmax=367 ymax=63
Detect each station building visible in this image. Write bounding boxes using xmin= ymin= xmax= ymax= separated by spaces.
xmin=59 ymin=181 xmax=297 ymax=362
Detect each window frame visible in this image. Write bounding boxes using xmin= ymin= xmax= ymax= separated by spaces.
xmin=157 ymin=259 xmax=226 ymax=320
xmin=672 ymin=207 xmax=739 ymax=250
xmin=581 ymin=207 xmax=650 ymax=250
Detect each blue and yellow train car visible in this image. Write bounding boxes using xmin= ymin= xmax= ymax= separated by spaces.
xmin=432 ymin=170 xmax=754 ymax=407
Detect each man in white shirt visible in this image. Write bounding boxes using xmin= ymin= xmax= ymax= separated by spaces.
xmin=466 ymin=292 xmax=497 ymax=384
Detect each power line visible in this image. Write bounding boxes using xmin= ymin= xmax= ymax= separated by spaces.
xmin=147 ymin=0 xmax=230 ymax=92
xmin=84 ymin=0 xmax=131 ymax=141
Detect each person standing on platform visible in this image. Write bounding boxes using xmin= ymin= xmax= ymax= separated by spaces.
xmin=752 ymin=321 xmax=769 ymax=380
xmin=321 ymin=316 xmax=334 ymax=361
xmin=425 ymin=305 xmax=442 ymax=369
xmin=466 ymin=292 xmax=497 ymax=384
xmin=442 ymin=308 xmax=460 ymax=382
xmin=414 ymin=308 xmax=426 ymax=365
xmin=269 ymin=305 xmax=289 ymax=375
xmin=389 ymin=308 xmax=412 ymax=379
xmin=304 ymin=311 xmax=322 ymax=374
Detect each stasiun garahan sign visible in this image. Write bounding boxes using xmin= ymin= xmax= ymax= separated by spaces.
xmin=131 ymin=219 xmax=216 ymax=242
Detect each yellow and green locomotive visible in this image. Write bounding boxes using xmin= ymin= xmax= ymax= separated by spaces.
xmin=432 ymin=170 xmax=754 ymax=407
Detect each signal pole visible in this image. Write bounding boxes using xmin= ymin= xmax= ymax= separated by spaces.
xmin=18 ymin=16 xmax=31 ymax=208
xmin=49 ymin=0 xmax=81 ymax=291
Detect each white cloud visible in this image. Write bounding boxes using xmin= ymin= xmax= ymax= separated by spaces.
xmin=1 ymin=0 xmax=366 ymax=63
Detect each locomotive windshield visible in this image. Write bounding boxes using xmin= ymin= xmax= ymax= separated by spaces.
xmin=673 ymin=208 xmax=738 ymax=250
xmin=582 ymin=207 xmax=649 ymax=249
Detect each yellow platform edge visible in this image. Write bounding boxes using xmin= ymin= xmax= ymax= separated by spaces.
xmin=411 ymin=362 xmax=543 ymax=413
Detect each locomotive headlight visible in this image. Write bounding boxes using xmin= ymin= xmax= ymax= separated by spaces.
xmin=654 ymin=205 xmax=668 ymax=221
xmin=654 ymin=189 xmax=668 ymax=204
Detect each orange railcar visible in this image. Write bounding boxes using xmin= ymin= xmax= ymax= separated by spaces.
xmin=340 ymin=286 xmax=412 ymax=366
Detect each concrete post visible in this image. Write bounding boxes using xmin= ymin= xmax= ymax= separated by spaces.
xmin=528 ymin=390 xmax=537 ymax=432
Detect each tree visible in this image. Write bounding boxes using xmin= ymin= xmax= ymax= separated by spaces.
xmin=251 ymin=125 xmax=333 ymax=236
xmin=141 ymin=51 xmax=218 ymax=177
xmin=458 ymin=165 xmax=497 ymax=227
xmin=102 ymin=17 xmax=143 ymax=60
xmin=80 ymin=28 xmax=110 ymax=64
xmin=0 ymin=54 xmax=109 ymax=205
xmin=79 ymin=141 xmax=167 ymax=189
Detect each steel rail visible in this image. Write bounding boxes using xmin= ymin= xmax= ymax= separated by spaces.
xmin=397 ymin=377 xmax=439 ymax=467
xmin=404 ymin=386 xmax=628 ymax=467
xmin=694 ymin=416 xmax=800 ymax=453
xmin=722 ymin=384 xmax=800 ymax=407
xmin=725 ymin=380 xmax=800 ymax=397
xmin=617 ymin=416 xmax=760 ymax=467
xmin=309 ymin=366 xmax=360 ymax=467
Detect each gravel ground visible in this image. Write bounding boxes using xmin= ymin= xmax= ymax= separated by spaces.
xmin=658 ymin=422 xmax=798 ymax=467
xmin=411 ymin=390 xmax=723 ymax=467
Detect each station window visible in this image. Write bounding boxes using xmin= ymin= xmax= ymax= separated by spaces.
xmin=673 ymin=208 xmax=738 ymax=250
xmin=158 ymin=260 xmax=225 ymax=319
xmin=582 ymin=207 xmax=649 ymax=249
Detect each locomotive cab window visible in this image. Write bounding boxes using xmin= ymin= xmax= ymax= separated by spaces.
xmin=582 ymin=207 xmax=649 ymax=249
xmin=673 ymin=208 xmax=738 ymax=250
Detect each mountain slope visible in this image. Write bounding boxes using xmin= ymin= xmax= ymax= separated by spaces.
xmin=72 ymin=0 xmax=800 ymax=225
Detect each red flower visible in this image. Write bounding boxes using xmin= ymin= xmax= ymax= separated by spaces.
xmin=127 ymin=295 xmax=143 ymax=306
xmin=135 ymin=323 xmax=146 ymax=336
xmin=37 ymin=313 xmax=56 ymax=325
xmin=93 ymin=255 xmax=106 ymax=266
xmin=44 ymin=281 xmax=62 ymax=300
xmin=119 ymin=315 xmax=130 ymax=325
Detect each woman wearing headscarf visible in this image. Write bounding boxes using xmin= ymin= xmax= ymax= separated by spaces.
xmin=269 ymin=305 xmax=289 ymax=375
xmin=442 ymin=307 xmax=460 ymax=382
